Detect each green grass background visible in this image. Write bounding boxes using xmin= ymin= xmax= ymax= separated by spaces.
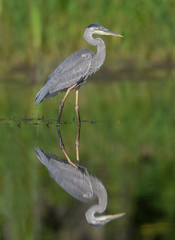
xmin=0 ymin=0 xmax=174 ymax=74
xmin=0 ymin=0 xmax=175 ymax=239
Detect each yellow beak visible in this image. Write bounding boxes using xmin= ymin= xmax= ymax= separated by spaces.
xmin=103 ymin=29 xmax=124 ymax=37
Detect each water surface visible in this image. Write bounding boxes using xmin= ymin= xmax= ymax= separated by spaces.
xmin=0 ymin=73 xmax=175 ymax=240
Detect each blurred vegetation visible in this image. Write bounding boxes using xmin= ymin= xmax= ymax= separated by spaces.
xmin=0 ymin=0 xmax=175 ymax=77
xmin=0 ymin=0 xmax=175 ymax=239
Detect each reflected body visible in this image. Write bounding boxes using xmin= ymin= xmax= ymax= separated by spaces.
xmin=35 ymin=147 xmax=125 ymax=226
xmin=34 ymin=24 xmax=123 ymax=123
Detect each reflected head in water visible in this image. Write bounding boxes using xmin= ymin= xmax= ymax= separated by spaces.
xmin=34 ymin=24 xmax=123 ymax=125
xmin=35 ymin=147 xmax=125 ymax=226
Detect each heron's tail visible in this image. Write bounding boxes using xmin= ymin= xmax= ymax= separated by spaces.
xmin=34 ymin=83 xmax=49 ymax=106
xmin=35 ymin=147 xmax=50 ymax=168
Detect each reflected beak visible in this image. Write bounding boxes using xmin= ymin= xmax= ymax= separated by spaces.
xmin=103 ymin=29 xmax=123 ymax=37
xmin=91 ymin=212 xmax=126 ymax=226
xmin=105 ymin=212 xmax=126 ymax=222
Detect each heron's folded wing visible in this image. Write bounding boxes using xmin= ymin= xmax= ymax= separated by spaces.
xmin=35 ymin=147 xmax=95 ymax=203
xmin=48 ymin=49 xmax=94 ymax=93
xmin=49 ymin=159 xmax=95 ymax=202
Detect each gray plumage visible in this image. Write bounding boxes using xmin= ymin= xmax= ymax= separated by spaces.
xmin=35 ymin=146 xmax=102 ymax=202
xmin=34 ymin=24 xmax=123 ymax=105
xmin=35 ymin=146 xmax=125 ymax=226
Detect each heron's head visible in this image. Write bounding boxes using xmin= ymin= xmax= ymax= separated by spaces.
xmin=86 ymin=24 xmax=123 ymax=38
xmin=87 ymin=212 xmax=125 ymax=227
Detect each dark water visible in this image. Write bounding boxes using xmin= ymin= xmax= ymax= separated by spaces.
xmin=0 ymin=74 xmax=175 ymax=240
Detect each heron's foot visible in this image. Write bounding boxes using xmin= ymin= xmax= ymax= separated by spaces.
xmin=56 ymin=120 xmax=60 ymax=126
xmin=75 ymin=109 xmax=81 ymax=127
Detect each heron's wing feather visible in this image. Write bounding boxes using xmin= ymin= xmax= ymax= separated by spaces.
xmin=35 ymin=147 xmax=95 ymax=203
xmin=50 ymin=164 xmax=95 ymax=203
xmin=48 ymin=49 xmax=94 ymax=93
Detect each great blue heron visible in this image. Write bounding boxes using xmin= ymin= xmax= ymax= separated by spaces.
xmin=34 ymin=24 xmax=123 ymax=125
xmin=35 ymin=146 xmax=125 ymax=226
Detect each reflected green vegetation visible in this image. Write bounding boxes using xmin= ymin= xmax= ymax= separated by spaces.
xmin=0 ymin=75 xmax=175 ymax=239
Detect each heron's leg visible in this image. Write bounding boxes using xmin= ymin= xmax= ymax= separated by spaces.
xmin=57 ymin=126 xmax=77 ymax=168
xmin=75 ymin=88 xmax=81 ymax=125
xmin=57 ymin=83 xmax=77 ymax=125
xmin=75 ymin=123 xmax=81 ymax=162
xmin=75 ymin=88 xmax=81 ymax=162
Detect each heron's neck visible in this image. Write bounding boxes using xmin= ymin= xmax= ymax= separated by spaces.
xmin=83 ymin=30 xmax=106 ymax=70
xmin=85 ymin=179 xmax=107 ymax=224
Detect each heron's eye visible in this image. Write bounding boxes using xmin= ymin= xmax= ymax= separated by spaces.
xmin=98 ymin=27 xmax=101 ymax=30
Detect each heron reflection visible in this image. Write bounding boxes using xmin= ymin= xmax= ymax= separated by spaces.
xmin=35 ymin=147 xmax=125 ymax=226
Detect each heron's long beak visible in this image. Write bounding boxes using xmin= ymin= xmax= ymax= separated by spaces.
xmin=105 ymin=212 xmax=126 ymax=222
xmin=103 ymin=29 xmax=123 ymax=37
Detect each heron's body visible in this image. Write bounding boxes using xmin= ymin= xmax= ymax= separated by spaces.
xmin=35 ymin=48 xmax=95 ymax=104
xmin=35 ymin=147 xmax=104 ymax=203
xmin=34 ymin=24 xmax=122 ymax=107
xmin=35 ymin=147 xmax=125 ymax=226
